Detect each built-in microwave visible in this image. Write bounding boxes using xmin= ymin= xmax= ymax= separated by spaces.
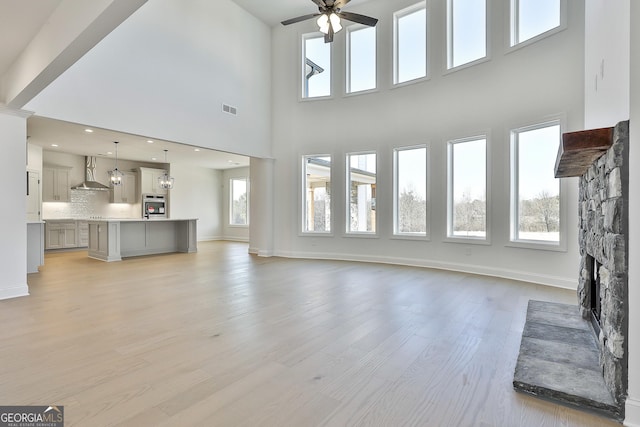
xmin=142 ymin=194 xmax=166 ymax=218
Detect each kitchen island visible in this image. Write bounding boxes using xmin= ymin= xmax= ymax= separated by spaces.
xmin=87 ymin=218 xmax=197 ymax=262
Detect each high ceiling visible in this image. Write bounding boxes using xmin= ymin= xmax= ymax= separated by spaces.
xmin=1 ymin=0 xmax=372 ymax=169
xmin=233 ymin=0 xmax=371 ymax=26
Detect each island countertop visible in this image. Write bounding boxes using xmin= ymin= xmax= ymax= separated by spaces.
xmin=88 ymin=218 xmax=197 ymax=262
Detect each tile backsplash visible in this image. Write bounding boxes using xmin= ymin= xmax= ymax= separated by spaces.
xmin=43 ymin=189 xmax=140 ymax=219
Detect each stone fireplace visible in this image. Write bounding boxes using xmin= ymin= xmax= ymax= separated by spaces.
xmin=576 ymin=120 xmax=629 ymax=409
xmin=513 ymin=120 xmax=629 ymax=420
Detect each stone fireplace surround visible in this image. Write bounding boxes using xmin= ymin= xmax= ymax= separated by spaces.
xmin=577 ymin=120 xmax=629 ymax=409
xmin=513 ymin=121 xmax=629 ymax=420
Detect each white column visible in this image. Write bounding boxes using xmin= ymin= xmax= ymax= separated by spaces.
xmin=0 ymin=108 xmax=30 ymax=299
xmin=626 ymin=1 xmax=640 ymax=424
xmin=249 ymin=157 xmax=274 ymax=257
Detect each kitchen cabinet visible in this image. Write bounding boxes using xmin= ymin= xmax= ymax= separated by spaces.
xmin=77 ymin=221 xmax=89 ymax=247
xmin=45 ymin=220 xmax=78 ymax=249
xmin=43 ymin=167 xmax=71 ymax=202
xmin=110 ymin=171 xmax=137 ymax=203
xmin=138 ymin=167 xmax=168 ymax=196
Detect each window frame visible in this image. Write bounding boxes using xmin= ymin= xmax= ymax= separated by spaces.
xmin=508 ymin=119 xmax=567 ymax=251
xmin=229 ymin=177 xmax=249 ymax=227
xmin=445 ymin=134 xmax=490 ymax=244
xmin=345 ymin=151 xmax=378 ymax=237
xmin=301 ymin=32 xmax=333 ymax=100
xmin=301 ymin=154 xmax=333 ymax=235
xmin=393 ymin=1 xmax=428 ymax=87
xmin=393 ymin=144 xmax=430 ymax=239
xmin=346 ymin=24 xmax=378 ymax=95
xmin=445 ymin=0 xmax=489 ymax=72
xmin=508 ymin=0 xmax=567 ymax=51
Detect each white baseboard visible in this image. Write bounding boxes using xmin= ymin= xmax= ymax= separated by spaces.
xmin=625 ymin=397 xmax=640 ymax=426
xmin=0 ymin=284 xmax=29 ymax=300
xmin=197 ymin=236 xmax=224 ymax=242
xmin=272 ymin=250 xmax=576 ymax=290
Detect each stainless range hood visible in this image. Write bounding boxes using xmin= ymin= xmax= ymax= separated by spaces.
xmin=71 ymin=156 xmax=110 ymax=191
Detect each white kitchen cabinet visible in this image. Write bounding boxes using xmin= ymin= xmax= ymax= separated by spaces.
xmin=42 ymin=167 xmax=71 ymax=202
xmin=110 ymin=171 xmax=137 ymax=203
xmin=77 ymin=221 xmax=89 ymax=247
xmin=45 ymin=220 xmax=79 ymax=249
xmin=138 ymin=167 xmax=168 ymax=196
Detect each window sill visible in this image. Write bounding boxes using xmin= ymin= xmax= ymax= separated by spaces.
xmin=344 ymin=88 xmax=379 ymax=97
xmin=229 ymin=224 xmax=249 ymax=228
xmin=506 ymin=25 xmax=567 ymax=55
xmin=506 ymin=240 xmax=566 ymax=252
xmin=344 ymin=232 xmax=379 ymax=239
xmin=443 ymin=56 xmax=490 ymax=76
xmin=391 ymin=234 xmax=430 ymax=241
xmin=443 ymin=236 xmax=490 ymax=246
xmin=391 ymin=75 xmax=430 ymax=90
xmin=299 ymin=231 xmax=334 ymax=237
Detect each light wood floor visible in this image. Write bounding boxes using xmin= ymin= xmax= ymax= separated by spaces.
xmin=1 ymin=241 xmax=620 ymax=427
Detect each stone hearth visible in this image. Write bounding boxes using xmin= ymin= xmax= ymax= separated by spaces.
xmin=513 ymin=120 xmax=629 ymax=420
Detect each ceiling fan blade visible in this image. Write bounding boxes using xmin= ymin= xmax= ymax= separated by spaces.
xmin=333 ymin=0 xmax=351 ymax=8
xmin=337 ymin=11 xmax=378 ymax=27
xmin=325 ymin=0 xmax=336 ymax=6
xmin=281 ymin=13 xmax=320 ymax=26
xmin=310 ymin=0 xmax=327 ymax=7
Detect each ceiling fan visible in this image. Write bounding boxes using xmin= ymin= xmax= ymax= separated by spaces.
xmin=281 ymin=0 xmax=378 ymax=43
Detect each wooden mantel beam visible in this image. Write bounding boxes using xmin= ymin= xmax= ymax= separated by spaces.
xmin=554 ymin=127 xmax=614 ymax=178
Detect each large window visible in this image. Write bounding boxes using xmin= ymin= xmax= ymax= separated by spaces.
xmin=447 ymin=0 xmax=486 ymax=69
xmin=511 ymin=0 xmax=561 ymax=46
xmin=347 ymin=152 xmax=377 ymax=234
xmin=347 ymin=26 xmax=376 ymax=93
xmin=303 ymin=34 xmax=331 ymax=98
xmin=510 ymin=122 xmax=561 ymax=244
xmin=394 ymin=146 xmax=427 ymax=236
xmin=447 ymin=137 xmax=487 ymax=239
xmin=303 ymin=155 xmax=331 ymax=233
xmin=394 ymin=2 xmax=427 ymax=84
xmin=230 ymin=177 xmax=248 ymax=226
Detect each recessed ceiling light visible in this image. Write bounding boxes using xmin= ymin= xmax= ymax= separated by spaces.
xmin=194 ymin=148 xmax=200 ymax=152
xmin=151 ymin=157 xmax=157 ymax=161
xmin=147 ymin=140 xmax=154 ymax=144
xmin=51 ymin=144 xmax=59 ymax=147
xmin=84 ymin=128 xmax=93 ymax=133
xmin=107 ymin=151 xmax=113 ymax=155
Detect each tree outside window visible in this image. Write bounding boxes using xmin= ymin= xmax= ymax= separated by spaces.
xmin=303 ymin=155 xmax=331 ymax=232
xmin=511 ymin=122 xmax=560 ymax=243
xmin=447 ymin=137 xmax=487 ymax=238
xmin=230 ymin=178 xmax=248 ymax=226
xmin=394 ymin=146 xmax=427 ymax=235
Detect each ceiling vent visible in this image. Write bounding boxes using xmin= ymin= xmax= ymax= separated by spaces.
xmin=222 ymin=104 xmax=237 ymax=115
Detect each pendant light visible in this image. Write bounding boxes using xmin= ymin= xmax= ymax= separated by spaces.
xmin=109 ymin=141 xmax=123 ymax=186
xmin=158 ymin=149 xmax=174 ymax=190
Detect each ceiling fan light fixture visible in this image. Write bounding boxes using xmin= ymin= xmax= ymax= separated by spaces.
xmin=329 ymin=13 xmax=342 ymax=33
xmin=317 ymin=14 xmax=329 ymax=34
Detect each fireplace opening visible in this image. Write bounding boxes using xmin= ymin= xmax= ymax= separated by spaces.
xmin=588 ymin=255 xmax=602 ymax=336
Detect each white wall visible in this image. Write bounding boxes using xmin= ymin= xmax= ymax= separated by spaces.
xmin=24 ymin=0 xmax=272 ymax=159
xmin=0 ymin=109 xmax=29 ymax=299
xmin=170 ymin=163 xmax=223 ymax=241
xmin=627 ymin=1 xmax=640 ymax=424
xmin=584 ymin=0 xmax=631 ymax=128
xmin=265 ymin=0 xmax=585 ymax=288
xmin=222 ymin=166 xmax=250 ymax=242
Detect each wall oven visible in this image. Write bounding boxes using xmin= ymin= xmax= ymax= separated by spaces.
xmin=142 ymin=194 xmax=167 ymax=218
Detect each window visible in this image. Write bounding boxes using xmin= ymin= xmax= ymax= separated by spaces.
xmin=303 ymin=155 xmax=331 ymax=233
xmin=347 ymin=26 xmax=376 ymax=93
xmin=347 ymin=152 xmax=377 ymax=233
xmin=447 ymin=0 xmax=486 ymax=69
xmin=394 ymin=2 xmax=427 ymax=84
xmin=510 ymin=122 xmax=561 ymax=243
xmin=394 ymin=146 xmax=427 ymax=236
xmin=511 ymin=0 xmax=561 ymax=46
xmin=303 ymin=34 xmax=331 ymax=98
xmin=230 ymin=177 xmax=248 ymax=226
xmin=447 ymin=137 xmax=487 ymax=239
